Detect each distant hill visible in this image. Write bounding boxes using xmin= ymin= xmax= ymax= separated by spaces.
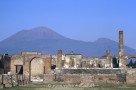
xmin=0 ymin=26 xmax=136 ymax=56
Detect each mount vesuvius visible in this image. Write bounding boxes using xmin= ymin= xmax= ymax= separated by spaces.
xmin=0 ymin=26 xmax=136 ymax=56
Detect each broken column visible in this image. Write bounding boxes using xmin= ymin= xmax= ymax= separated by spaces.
xmin=118 ymin=31 xmax=125 ymax=68
xmin=57 ymin=50 xmax=62 ymax=69
xmin=105 ymin=50 xmax=111 ymax=68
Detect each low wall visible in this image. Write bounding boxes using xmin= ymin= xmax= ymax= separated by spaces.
xmin=0 ymin=68 xmax=136 ymax=88
xmin=126 ymin=69 xmax=136 ymax=84
xmin=44 ymin=74 xmax=55 ymax=83
xmin=61 ymin=69 xmax=122 ymax=74
xmin=126 ymin=75 xmax=136 ymax=84
xmin=0 ymin=74 xmax=26 ymax=88
xmin=63 ymin=74 xmax=82 ymax=83
xmin=62 ymin=74 xmax=118 ymax=84
xmin=42 ymin=73 xmax=119 ymax=87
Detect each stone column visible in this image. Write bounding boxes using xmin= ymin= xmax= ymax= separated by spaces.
xmin=118 ymin=31 xmax=125 ymax=68
xmin=23 ymin=60 xmax=30 ymax=82
xmin=105 ymin=50 xmax=111 ymax=68
xmin=57 ymin=50 xmax=62 ymax=69
xmin=44 ymin=56 xmax=52 ymax=74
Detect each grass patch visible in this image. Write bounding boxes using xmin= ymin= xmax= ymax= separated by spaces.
xmin=0 ymin=83 xmax=136 ymax=90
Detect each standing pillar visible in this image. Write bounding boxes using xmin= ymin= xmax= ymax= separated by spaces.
xmin=44 ymin=56 xmax=52 ymax=74
xmin=105 ymin=50 xmax=111 ymax=68
xmin=118 ymin=31 xmax=125 ymax=68
xmin=57 ymin=50 xmax=62 ymax=69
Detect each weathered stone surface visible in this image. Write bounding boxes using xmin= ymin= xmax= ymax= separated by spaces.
xmin=43 ymin=74 xmax=55 ymax=83
xmin=105 ymin=50 xmax=111 ymax=68
xmin=61 ymin=69 xmax=121 ymax=74
xmin=63 ymin=74 xmax=81 ymax=83
xmin=45 ymin=56 xmax=51 ymax=74
xmin=127 ymin=69 xmax=136 ymax=75
xmin=30 ymin=58 xmax=44 ymax=81
xmin=0 ymin=50 xmax=136 ymax=86
xmin=94 ymin=74 xmax=118 ymax=84
xmin=126 ymin=69 xmax=136 ymax=84
xmin=126 ymin=75 xmax=136 ymax=84
xmin=79 ymin=75 xmax=95 ymax=87
xmin=118 ymin=31 xmax=126 ymax=68
xmin=0 ymin=74 xmax=25 ymax=88
xmin=9 ymin=53 xmax=50 ymax=82
xmin=10 ymin=55 xmax=24 ymax=74
xmin=57 ymin=50 xmax=62 ymax=69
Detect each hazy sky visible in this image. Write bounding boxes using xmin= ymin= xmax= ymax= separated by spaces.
xmin=0 ymin=0 xmax=136 ymax=49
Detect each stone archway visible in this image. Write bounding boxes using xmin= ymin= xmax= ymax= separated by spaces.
xmin=30 ymin=57 xmax=44 ymax=82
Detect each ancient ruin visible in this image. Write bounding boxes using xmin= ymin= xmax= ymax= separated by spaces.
xmin=0 ymin=31 xmax=136 ymax=88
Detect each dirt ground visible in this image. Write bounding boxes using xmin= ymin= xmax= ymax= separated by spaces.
xmin=0 ymin=83 xmax=136 ymax=90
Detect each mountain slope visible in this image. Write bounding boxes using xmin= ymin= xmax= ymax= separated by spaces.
xmin=0 ymin=26 xmax=136 ymax=56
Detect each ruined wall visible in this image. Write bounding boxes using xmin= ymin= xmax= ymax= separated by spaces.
xmin=42 ymin=73 xmax=118 ymax=85
xmin=9 ymin=53 xmax=51 ymax=82
xmin=63 ymin=74 xmax=82 ymax=83
xmin=94 ymin=74 xmax=118 ymax=84
xmin=61 ymin=69 xmax=122 ymax=74
xmin=126 ymin=69 xmax=136 ymax=84
xmin=10 ymin=55 xmax=24 ymax=74
xmin=64 ymin=54 xmax=82 ymax=68
xmin=44 ymin=74 xmax=55 ymax=83
xmin=0 ymin=74 xmax=26 ymax=88
xmin=41 ymin=69 xmax=125 ymax=85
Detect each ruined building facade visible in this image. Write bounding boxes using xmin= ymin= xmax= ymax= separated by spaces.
xmin=0 ymin=31 xmax=136 ymax=85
